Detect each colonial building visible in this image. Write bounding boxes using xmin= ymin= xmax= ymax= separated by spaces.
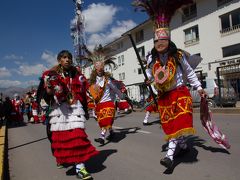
xmin=84 ymin=0 xmax=240 ymax=102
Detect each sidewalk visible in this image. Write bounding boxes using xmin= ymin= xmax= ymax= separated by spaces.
xmin=135 ymin=101 xmax=240 ymax=114
xmin=193 ymin=100 xmax=240 ymax=114
xmin=236 ymin=101 xmax=240 ymax=108
xmin=0 ymin=121 xmax=6 ymax=180
xmin=193 ymin=107 xmax=240 ymax=114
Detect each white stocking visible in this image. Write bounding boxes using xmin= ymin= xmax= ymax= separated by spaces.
xmin=100 ymin=128 xmax=107 ymax=139
xmin=76 ymin=163 xmax=85 ymax=173
xmin=166 ymin=138 xmax=178 ymax=160
xmin=143 ymin=111 xmax=150 ymax=123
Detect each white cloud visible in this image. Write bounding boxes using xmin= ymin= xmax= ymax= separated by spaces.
xmin=83 ymin=3 xmax=118 ymax=33
xmin=0 ymin=80 xmax=21 ymax=88
xmin=3 ymin=54 xmax=23 ymax=60
xmin=23 ymin=80 xmax=40 ymax=87
xmin=87 ymin=20 xmax=136 ymax=50
xmin=41 ymin=51 xmax=57 ymax=67
xmin=0 ymin=67 xmax=11 ymax=78
xmin=17 ymin=64 xmax=47 ymax=76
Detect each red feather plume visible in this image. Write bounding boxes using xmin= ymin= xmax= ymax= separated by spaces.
xmin=132 ymin=0 xmax=193 ymax=27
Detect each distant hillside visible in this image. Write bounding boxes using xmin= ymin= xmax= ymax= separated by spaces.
xmin=0 ymin=86 xmax=38 ymax=99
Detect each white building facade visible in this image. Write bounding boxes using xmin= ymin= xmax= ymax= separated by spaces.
xmin=84 ymin=0 xmax=240 ymax=102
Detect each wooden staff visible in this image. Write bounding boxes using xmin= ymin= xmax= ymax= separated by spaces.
xmin=127 ymin=33 xmax=158 ymax=108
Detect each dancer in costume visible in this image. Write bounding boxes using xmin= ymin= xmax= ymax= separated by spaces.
xmin=40 ymin=50 xmax=98 ymax=179
xmin=87 ymin=94 xmax=97 ymax=119
xmin=87 ymin=45 xmax=126 ymax=145
xmin=23 ymin=92 xmax=32 ymax=122
xmin=143 ymin=96 xmax=158 ymax=126
xmin=114 ymin=80 xmax=132 ymax=114
xmin=142 ymin=84 xmax=158 ymax=125
xmin=11 ymin=93 xmax=24 ymax=124
xmin=132 ymin=0 xmax=206 ymax=168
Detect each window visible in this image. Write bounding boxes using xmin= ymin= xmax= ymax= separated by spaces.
xmin=217 ymin=0 xmax=233 ymax=7
xmin=184 ymin=25 xmax=199 ymax=45
xmin=119 ymin=72 xmax=125 ymax=80
xmin=121 ymin=55 xmax=124 ymax=66
xmin=182 ymin=3 xmax=197 ymax=22
xmin=135 ymin=29 xmax=144 ymax=43
xmin=138 ymin=68 xmax=143 ymax=75
xmin=137 ymin=46 xmax=145 ymax=60
xmin=118 ymin=56 xmax=121 ymax=67
xmin=119 ymin=73 xmax=121 ymax=80
xmin=194 ymin=53 xmax=201 ymax=57
xmin=122 ymin=72 xmax=125 ymax=80
xmin=222 ymin=43 xmax=240 ymax=57
xmin=118 ymin=55 xmax=124 ymax=66
xmin=220 ymin=8 xmax=240 ymax=34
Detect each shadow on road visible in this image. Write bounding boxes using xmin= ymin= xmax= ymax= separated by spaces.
xmin=8 ymin=137 xmax=48 ymax=150
xmin=7 ymin=121 xmax=27 ymax=129
xmin=65 ymin=149 xmax=118 ymax=176
xmin=163 ymin=147 xmax=199 ymax=174
xmin=114 ymin=112 xmax=133 ymax=120
xmin=146 ymin=118 xmax=161 ymax=126
xmin=161 ymin=135 xmax=230 ymax=174
xmin=188 ymin=135 xmax=230 ymax=154
xmin=107 ymin=127 xmax=141 ymax=144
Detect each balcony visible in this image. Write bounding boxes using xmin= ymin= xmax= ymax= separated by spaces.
xmin=220 ymin=24 xmax=240 ymax=36
xmin=184 ymin=38 xmax=200 ymax=47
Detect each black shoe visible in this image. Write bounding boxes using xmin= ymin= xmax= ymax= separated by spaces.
xmin=106 ymin=131 xmax=115 ymax=141
xmin=176 ymin=147 xmax=190 ymax=158
xmin=160 ymin=157 xmax=173 ymax=169
xmin=94 ymin=138 xmax=105 ymax=145
xmin=143 ymin=122 xmax=151 ymax=126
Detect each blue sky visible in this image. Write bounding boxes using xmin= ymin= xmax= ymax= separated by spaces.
xmin=0 ymin=0 xmax=147 ymax=88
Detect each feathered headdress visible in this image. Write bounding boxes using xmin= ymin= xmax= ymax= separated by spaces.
xmin=132 ymin=0 xmax=193 ymax=40
xmin=84 ymin=44 xmax=117 ymax=70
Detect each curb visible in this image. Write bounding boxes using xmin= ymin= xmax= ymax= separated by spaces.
xmin=0 ymin=121 xmax=6 ymax=180
xmin=193 ymin=107 xmax=240 ymax=114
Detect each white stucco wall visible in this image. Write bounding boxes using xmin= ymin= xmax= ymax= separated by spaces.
xmin=171 ymin=0 xmax=240 ymax=78
xmin=83 ymin=0 xmax=240 ymax=101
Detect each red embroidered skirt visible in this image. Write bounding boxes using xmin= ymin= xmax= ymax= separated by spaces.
xmin=95 ymin=101 xmax=115 ymax=129
xmin=117 ymin=100 xmax=130 ymax=110
xmin=51 ymin=128 xmax=99 ymax=164
xmin=158 ymin=86 xmax=195 ymax=141
xmin=146 ymin=104 xmax=158 ymax=113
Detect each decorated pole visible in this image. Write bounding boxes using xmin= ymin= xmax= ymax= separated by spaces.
xmin=127 ymin=33 xmax=158 ymax=108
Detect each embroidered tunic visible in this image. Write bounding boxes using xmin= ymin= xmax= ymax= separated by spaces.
xmin=146 ymin=51 xmax=202 ymax=140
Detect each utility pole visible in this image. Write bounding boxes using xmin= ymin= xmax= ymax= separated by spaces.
xmin=70 ymin=0 xmax=87 ymax=67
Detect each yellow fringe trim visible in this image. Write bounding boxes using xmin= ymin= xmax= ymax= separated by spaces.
xmin=164 ymin=127 xmax=196 ymax=141
xmin=100 ymin=125 xmax=112 ymax=129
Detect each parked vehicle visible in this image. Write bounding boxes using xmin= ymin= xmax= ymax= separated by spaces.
xmin=213 ymin=81 xmax=237 ymax=107
xmin=190 ymin=78 xmax=237 ymax=107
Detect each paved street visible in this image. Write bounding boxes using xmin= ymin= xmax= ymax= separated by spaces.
xmin=7 ymin=111 xmax=240 ymax=180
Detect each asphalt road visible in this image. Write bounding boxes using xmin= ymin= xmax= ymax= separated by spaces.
xmin=7 ymin=111 xmax=240 ymax=180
